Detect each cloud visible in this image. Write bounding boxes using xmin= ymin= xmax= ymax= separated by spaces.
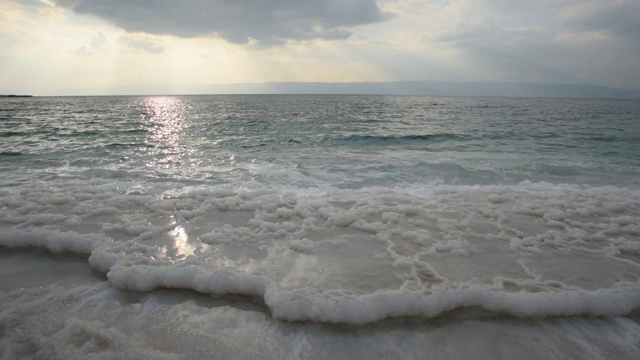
xmin=54 ymin=0 xmax=389 ymax=46
xmin=10 ymin=0 xmax=54 ymax=7
xmin=90 ymin=31 xmax=107 ymax=48
xmin=433 ymin=0 xmax=640 ymax=44
xmin=563 ymin=1 xmax=640 ymax=40
xmin=421 ymin=0 xmax=640 ymax=86
xmin=118 ymin=36 xmax=164 ymax=54
xmin=74 ymin=32 xmax=107 ymax=55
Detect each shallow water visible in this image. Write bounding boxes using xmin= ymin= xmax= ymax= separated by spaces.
xmin=1 ymin=95 xmax=640 ymax=358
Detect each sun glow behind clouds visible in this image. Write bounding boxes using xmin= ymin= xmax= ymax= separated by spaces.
xmin=1 ymin=0 xmax=639 ymax=95
xmin=0 ymin=3 xmax=224 ymax=93
xmin=0 ymin=0 xmax=390 ymax=95
xmin=0 ymin=0 xmax=427 ymax=95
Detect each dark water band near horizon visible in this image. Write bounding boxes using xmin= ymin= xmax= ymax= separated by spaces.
xmin=1 ymin=95 xmax=640 ymax=359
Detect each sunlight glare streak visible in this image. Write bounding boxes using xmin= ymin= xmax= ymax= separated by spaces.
xmin=169 ymin=225 xmax=197 ymax=257
xmin=138 ymin=97 xmax=197 ymax=174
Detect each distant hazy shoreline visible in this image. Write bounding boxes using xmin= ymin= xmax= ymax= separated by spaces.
xmin=199 ymin=80 xmax=640 ymax=99
xmin=26 ymin=80 xmax=639 ymax=99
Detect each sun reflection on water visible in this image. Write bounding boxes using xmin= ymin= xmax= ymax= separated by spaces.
xmin=138 ymin=97 xmax=197 ymax=173
xmin=169 ymin=225 xmax=197 ymax=257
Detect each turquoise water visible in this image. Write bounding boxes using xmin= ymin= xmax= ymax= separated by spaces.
xmin=2 ymin=95 xmax=639 ymax=187
xmin=1 ymin=95 xmax=640 ymax=359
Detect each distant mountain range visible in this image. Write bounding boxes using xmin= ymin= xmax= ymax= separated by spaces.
xmin=18 ymin=80 xmax=640 ymax=98
xmin=199 ymin=80 xmax=640 ymax=99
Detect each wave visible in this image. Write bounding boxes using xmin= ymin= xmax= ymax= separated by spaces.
xmin=0 ymin=131 xmax=26 ymax=137
xmin=104 ymin=142 xmax=154 ymax=149
xmin=0 ymin=130 xmax=51 ymax=137
xmin=0 ymin=151 xmax=24 ymax=156
xmin=1 ymin=180 xmax=639 ymax=325
xmin=325 ymin=133 xmax=464 ymax=145
xmin=585 ymin=135 xmax=640 ymax=143
xmin=121 ymin=129 xmax=148 ymax=134
xmin=1 ymin=229 xmax=639 ymax=325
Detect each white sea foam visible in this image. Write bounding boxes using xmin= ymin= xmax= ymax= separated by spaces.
xmin=1 ymin=178 xmax=639 ymax=324
xmin=0 ymin=230 xmax=108 ymax=254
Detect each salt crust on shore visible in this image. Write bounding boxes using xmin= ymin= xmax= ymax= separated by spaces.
xmin=1 ymin=179 xmax=639 ymax=324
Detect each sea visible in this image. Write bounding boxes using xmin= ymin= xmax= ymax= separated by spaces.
xmin=1 ymin=95 xmax=639 ymax=359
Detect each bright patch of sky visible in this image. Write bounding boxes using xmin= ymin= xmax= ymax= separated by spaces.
xmin=1 ymin=0 xmax=639 ymax=95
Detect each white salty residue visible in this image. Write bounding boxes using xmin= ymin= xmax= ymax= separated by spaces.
xmin=1 ymin=179 xmax=639 ymax=325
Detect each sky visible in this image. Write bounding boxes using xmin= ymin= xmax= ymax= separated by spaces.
xmin=1 ymin=0 xmax=639 ymax=95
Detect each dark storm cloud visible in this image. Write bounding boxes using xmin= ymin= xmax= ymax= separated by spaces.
xmin=54 ymin=0 xmax=388 ymax=45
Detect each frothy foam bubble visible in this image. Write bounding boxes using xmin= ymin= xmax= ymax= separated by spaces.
xmin=1 ymin=179 xmax=639 ymax=324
